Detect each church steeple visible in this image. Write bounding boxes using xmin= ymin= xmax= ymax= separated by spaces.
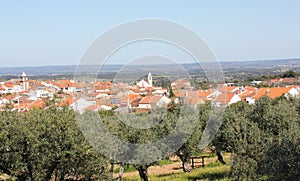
xmin=20 ymin=72 xmax=29 ymax=91
xmin=148 ymin=72 xmax=152 ymax=87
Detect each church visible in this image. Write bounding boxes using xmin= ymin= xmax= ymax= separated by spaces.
xmin=136 ymin=72 xmax=153 ymax=88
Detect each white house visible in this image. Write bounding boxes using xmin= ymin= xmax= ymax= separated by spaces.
xmin=70 ymin=98 xmax=95 ymax=114
xmin=214 ymin=93 xmax=241 ymax=106
xmin=138 ymin=96 xmax=171 ymax=109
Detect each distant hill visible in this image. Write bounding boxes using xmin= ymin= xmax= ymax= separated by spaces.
xmin=0 ymin=59 xmax=299 ymax=76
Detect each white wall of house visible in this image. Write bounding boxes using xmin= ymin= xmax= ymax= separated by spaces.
xmin=228 ymin=94 xmax=241 ymax=105
xmin=99 ymin=105 xmax=112 ymax=111
xmin=0 ymin=98 xmax=9 ymax=106
xmin=35 ymin=89 xmax=54 ymax=98
xmin=245 ymin=97 xmax=255 ymax=105
xmin=71 ymin=98 xmax=95 ymax=113
xmin=285 ymin=88 xmax=299 ymax=98
xmin=157 ymin=96 xmax=171 ymax=107
xmin=1 ymin=85 xmax=22 ymax=94
xmin=138 ymin=103 xmax=151 ymax=109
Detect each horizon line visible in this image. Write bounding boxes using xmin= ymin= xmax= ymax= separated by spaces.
xmin=0 ymin=57 xmax=300 ymax=68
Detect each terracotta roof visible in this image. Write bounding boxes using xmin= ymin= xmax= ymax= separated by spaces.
xmin=139 ymin=96 xmax=162 ymax=104
xmin=253 ymin=87 xmax=292 ymax=99
xmin=94 ymin=81 xmax=112 ymax=86
xmin=173 ymin=90 xmax=187 ymax=97
xmin=130 ymin=88 xmax=146 ymax=93
xmin=120 ymin=94 xmax=142 ymax=103
xmin=197 ymin=90 xmax=213 ymax=97
xmin=4 ymin=83 xmax=15 ymax=88
xmin=83 ymin=105 xmax=98 ymax=111
xmin=145 ymin=87 xmax=154 ymax=91
xmin=239 ymin=90 xmax=256 ymax=100
xmin=13 ymin=100 xmax=45 ymax=111
xmin=58 ymin=96 xmax=80 ymax=106
xmin=94 ymin=81 xmax=112 ymax=90
xmin=270 ymin=78 xmax=280 ymax=83
xmin=53 ymin=80 xmax=79 ymax=88
xmin=186 ymin=97 xmax=205 ymax=105
xmin=218 ymin=86 xmax=238 ymax=93
xmin=214 ymin=93 xmax=236 ymax=104
xmin=27 ymin=100 xmax=45 ymax=109
xmin=239 ymin=87 xmax=258 ymax=99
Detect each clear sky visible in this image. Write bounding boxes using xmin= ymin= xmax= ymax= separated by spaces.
xmin=0 ymin=0 xmax=299 ymax=67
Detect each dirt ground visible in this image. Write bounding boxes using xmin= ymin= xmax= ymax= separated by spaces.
xmin=114 ymin=155 xmax=230 ymax=178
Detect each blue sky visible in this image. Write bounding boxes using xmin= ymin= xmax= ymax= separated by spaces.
xmin=0 ymin=1 xmax=299 ymax=67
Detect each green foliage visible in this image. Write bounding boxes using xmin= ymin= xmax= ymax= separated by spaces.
xmin=114 ymin=164 xmax=136 ymax=173
xmin=219 ymin=102 xmax=266 ymax=179
xmin=168 ymin=85 xmax=175 ymax=98
xmin=259 ymin=138 xmax=300 ymax=181
xmin=282 ymin=70 xmax=297 ymax=78
xmin=216 ymin=97 xmax=300 ymax=180
xmin=2 ymin=95 xmax=300 ymax=180
xmin=0 ymin=107 xmax=110 ymax=180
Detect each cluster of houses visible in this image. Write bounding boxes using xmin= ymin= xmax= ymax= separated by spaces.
xmin=0 ymin=72 xmax=300 ymax=113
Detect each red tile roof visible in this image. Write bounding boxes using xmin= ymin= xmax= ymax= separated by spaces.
xmin=218 ymin=86 xmax=238 ymax=93
xmin=215 ymin=93 xmax=236 ymax=104
xmin=253 ymin=87 xmax=292 ymax=99
xmin=186 ymin=97 xmax=205 ymax=105
xmin=197 ymin=90 xmax=213 ymax=97
xmin=120 ymin=94 xmax=142 ymax=103
xmin=57 ymin=96 xmax=80 ymax=106
xmin=139 ymin=96 xmax=162 ymax=104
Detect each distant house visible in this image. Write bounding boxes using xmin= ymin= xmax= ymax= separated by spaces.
xmin=137 ymin=96 xmax=171 ymax=110
xmin=0 ymin=98 xmax=10 ymax=109
xmin=0 ymin=85 xmax=5 ymax=94
xmin=53 ymin=80 xmax=82 ymax=94
xmin=27 ymin=87 xmax=54 ymax=100
xmin=186 ymin=97 xmax=205 ymax=107
xmin=171 ymin=79 xmax=192 ymax=90
xmin=218 ymin=86 xmax=239 ymax=94
xmin=250 ymin=80 xmax=262 ymax=86
xmin=83 ymin=104 xmax=113 ymax=112
xmin=246 ymin=87 xmax=300 ymax=104
xmin=214 ymin=93 xmax=241 ymax=106
xmin=58 ymin=96 xmax=95 ymax=113
xmin=120 ymin=94 xmax=142 ymax=108
xmin=71 ymin=98 xmax=95 ymax=113
xmin=12 ymin=100 xmax=45 ymax=112
xmin=0 ymin=82 xmax=21 ymax=94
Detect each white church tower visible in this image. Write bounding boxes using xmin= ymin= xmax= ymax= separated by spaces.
xmin=148 ymin=72 xmax=152 ymax=87
xmin=20 ymin=72 xmax=29 ymax=91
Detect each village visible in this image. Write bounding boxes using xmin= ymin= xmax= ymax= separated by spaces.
xmin=0 ymin=72 xmax=300 ymax=113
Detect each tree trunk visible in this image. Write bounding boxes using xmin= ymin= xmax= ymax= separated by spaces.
xmin=117 ymin=163 xmax=124 ymax=181
xmin=216 ymin=151 xmax=226 ymax=164
xmin=45 ymin=161 xmax=59 ymax=181
xmin=177 ymin=148 xmax=192 ymax=172
xmin=17 ymin=175 xmax=27 ymax=181
xmin=109 ymin=161 xmax=114 ymax=178
xmin=181 ymin=157 xmax=192 ymax=172
xmin=135 ymin=165 xmax=149 ymax=181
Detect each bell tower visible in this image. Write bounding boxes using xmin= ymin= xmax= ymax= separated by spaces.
xmin=20 ymin=72 xmax=29 ymax=91
xmin=148 ymin=72 xmax=152 ymax=87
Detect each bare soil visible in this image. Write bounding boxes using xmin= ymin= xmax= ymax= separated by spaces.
xmin=114 ymin=155 xmax=230 ymax=178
